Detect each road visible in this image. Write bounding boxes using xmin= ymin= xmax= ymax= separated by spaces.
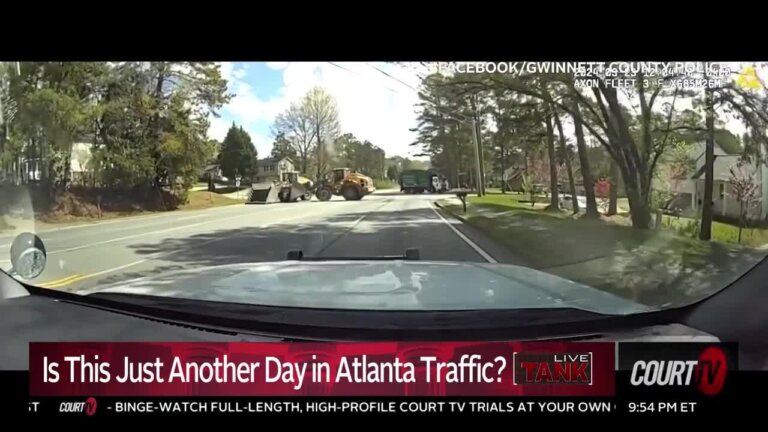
xmin=0 ymin=191 xmax=523 ymax=292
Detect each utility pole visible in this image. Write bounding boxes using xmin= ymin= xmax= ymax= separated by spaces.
xmin=470 ymin=94 xmax=486 ymax=196
xmin=474 ymin=114 xmax=486 ymax=196
xmin=700 ymin=85 xmax=715 ymax=240
xmin=471 ymin=119 xmax=483 ymax=197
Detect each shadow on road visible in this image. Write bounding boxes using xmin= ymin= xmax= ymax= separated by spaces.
xmin=371 ymin=191 xmax=458 ymax=197
xmin=91 ymin=207 xmax=494 ymax=287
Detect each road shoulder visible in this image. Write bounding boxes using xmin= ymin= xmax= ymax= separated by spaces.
xmin=431 ymin=200 xmax=531 ymax=267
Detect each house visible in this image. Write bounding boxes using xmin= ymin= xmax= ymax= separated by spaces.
xmin=69 ymin=142 xmax=94 ymax=185
xmin=254 ymin=157 xmax=295 ymax=183
xmin=663 ymin=141 xmax=768 ymax=221
xmin=200 ymin=164 xmax=225 ymax=182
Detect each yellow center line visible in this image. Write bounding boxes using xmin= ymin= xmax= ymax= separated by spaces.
xmin=34 ymin=207 xmax=340 ymax=290
xmin=38 ymin=274 xmax=83 ymax=288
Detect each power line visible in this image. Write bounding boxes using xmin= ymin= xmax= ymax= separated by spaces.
xmin=366 ymin=63 xmax=477 ymax=125
xmin=330 ymin=61 xmax=473 ymax=127
xmin=326 ymin=62 xmax=400 ymax=94
xmin=365 ymin=62 xmax=420 ymax=93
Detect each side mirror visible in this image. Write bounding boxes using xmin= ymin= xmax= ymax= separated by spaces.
xmin=10 ymin=232 xmax=47 ymax=280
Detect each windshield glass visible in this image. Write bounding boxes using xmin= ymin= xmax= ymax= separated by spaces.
xmin=1 ymin=61 xmax=766 ymax=315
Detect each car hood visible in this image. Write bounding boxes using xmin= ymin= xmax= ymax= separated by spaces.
xmin=75 ymin=261 xmax=650 ymax=315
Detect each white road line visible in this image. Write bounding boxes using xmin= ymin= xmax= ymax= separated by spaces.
xmin=428 ymin=201 xmax=498 ymax=263
xmin=47 ymin=219 xmax=219 ymax=255
xmin=46 ymin=206 xmax=283 ymax=255
xmin=0 ymin=203 xmax=242 ymax=241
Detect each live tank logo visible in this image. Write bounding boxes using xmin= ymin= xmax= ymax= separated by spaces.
xmin=512 ymin=352 xmax=593 ymax=385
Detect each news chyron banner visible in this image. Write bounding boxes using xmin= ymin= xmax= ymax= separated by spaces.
xmin=22 ymin=341 xmax=740 ymax=418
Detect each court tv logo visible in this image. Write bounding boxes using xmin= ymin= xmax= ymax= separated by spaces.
xmin=629 ymin=346 xmax=728 ymax=395
xmin=59 ymin=397 xmax=98 ymax=416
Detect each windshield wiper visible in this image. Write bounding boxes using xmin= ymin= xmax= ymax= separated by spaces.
xmin=286 ymin=248 xmax=420 ymax=261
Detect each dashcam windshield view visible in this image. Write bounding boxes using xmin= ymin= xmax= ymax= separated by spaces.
xmin=2 ymin=61 xmax=766 ymax=312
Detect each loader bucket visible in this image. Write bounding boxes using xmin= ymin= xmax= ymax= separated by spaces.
xmin=247 ymin=182 xmax=280 ymax=204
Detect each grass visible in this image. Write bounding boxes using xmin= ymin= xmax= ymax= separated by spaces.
xmin=374 ymin=179 xmax=398 ymax=189
xmin=658 ymin=213 xmax=768 ymax=247
xmin=438 ymin=192 xmax=766 ymax=308
xmin=35 ymin=189 xmax=243 ymax=224
xmin=193 ymin=181 xmax=230 ymax=189
xmin=179 ymin=190 xmax=244 ymax=210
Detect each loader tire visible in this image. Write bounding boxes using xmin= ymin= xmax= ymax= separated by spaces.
xmin=316 ymin=188 xmax=333 ymax=201
xmin=342 ymin=184 xmax=361 ymax=201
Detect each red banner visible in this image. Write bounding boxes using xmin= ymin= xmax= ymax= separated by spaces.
xmin=29 ymin=342 xmax=615 ymax=396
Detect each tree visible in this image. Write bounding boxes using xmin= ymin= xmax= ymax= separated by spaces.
xmin=714 ymin=129 xmax=742 ymax=154
xmin=728 ymin=158 xmax=760 ymax=243
xmin=571 ymin=101 xmax=600 ymax=217
xmin=653 ymin=138 xmax=693 ymax=212
xmin=543 ymin=108 xmax=559 ymax=210
xmin=441 ymin=68 xmax=699 ymax=228
xmin=552 ymin=106 xmax=578 ymax=213
xmin=0 ymin=61 xmax=229 ymax=213
xmin=219 ymin=123 xmax=257 ymax=181
xmin=386 ymin=164 xmax=399 ymax=181
xmin=412 ymin=74 xmax=481 ymax=188
xmin=302 ymin=87 xmax=340 ymax=180
xmin=270 ymin=132 xmax=297 ymax=161
xmin=272 ymin=102 xmax=315 ymax=174
xmin=334 ymin=133 xmax=387 ymax=178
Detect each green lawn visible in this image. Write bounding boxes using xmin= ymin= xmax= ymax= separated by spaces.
xmin=180 ymin=190 xmax=244 ymax=210
xmin=438 ymin=193 xmax=766 ymax=308
xmin=374 ymin=179 xmax=398 ymax=189
xmin=659 ymin=213 xmax=768 ymax=247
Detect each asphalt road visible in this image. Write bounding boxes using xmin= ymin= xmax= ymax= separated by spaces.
xmin=0 ymin=190 xmax=524 ymax=292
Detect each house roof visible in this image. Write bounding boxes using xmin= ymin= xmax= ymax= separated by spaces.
xmin=256 ymin=157 xmax=293 ymax=167
xmin=690 ymin=141 xmax=730 ymax=161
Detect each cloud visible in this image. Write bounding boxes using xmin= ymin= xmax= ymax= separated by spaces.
xmin=249 ymin=132 xmax=272 ymax=157
xmin=226 ymin=81 xmax=287 ymax=124
xmin=266 ymin=62 xmax=289 ymax=70
xmin=207 ymin=115 xmax=271 ymax=156
xmin=211 ymin=62 xmax=425 ymax=158
xmin=207 ymin=115 xmax=231 ymax=142
xmin=225 ymin=62 xmax=422 ymax=158
xmin=219 ymin=62 xmax=235 ymax=82
xmin=232 ymin=67 xmax=247 ymax=80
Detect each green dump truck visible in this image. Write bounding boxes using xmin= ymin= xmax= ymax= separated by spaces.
xmin=399 ymin=169 xmax=435 ymax=194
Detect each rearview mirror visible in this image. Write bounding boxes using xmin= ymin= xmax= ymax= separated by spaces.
xmin=10 ymin=232 xmax=47 ymax=280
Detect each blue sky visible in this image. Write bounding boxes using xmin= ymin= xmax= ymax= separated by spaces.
xmin=209 ymin=62 xmax=425 ymax=159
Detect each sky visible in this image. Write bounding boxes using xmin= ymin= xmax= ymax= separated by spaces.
xmin=208 ymin=62 xmax=424 ymax=159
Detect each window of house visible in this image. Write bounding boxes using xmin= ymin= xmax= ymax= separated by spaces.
xmin=719 ymin=183 xmax=725 ymax=199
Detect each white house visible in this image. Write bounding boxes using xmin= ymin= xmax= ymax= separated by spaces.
xmin=664 ymin=141 xmax=768 ymax=221
xmin=254 ymin=157 xmax=296 ymax=183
